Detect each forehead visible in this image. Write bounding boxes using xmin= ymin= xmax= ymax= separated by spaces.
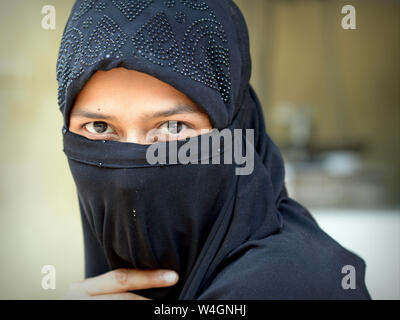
xmin=74 ymin=67 xmax=197 ymax=106
xmin=71 ymin=67 xmax=209 ymax=118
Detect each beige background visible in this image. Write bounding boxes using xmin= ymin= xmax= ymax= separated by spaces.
xmin=0 ymin=0 xmax=399 ymax=299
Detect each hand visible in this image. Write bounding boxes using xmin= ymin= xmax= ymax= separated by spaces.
xmin=63 ymin=268 xmax=179 ymax=300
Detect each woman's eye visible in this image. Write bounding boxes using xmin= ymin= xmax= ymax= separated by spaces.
xmin=159 ymin=120 xmax=188 ymax=135
xmin=84 ymin=121 xmax=115 ymax=135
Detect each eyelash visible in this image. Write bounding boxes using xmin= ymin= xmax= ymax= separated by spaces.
xmin=81 ymin=120 xmax=194 ymax=135
xmin=81 ymin=122 xmax=116 ymax=137
xmin=156 ymin=120 xmax=194 ymax=132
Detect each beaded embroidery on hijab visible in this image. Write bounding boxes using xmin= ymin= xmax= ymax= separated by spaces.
xmin=57 ymin=0 xmax=232 ymax=131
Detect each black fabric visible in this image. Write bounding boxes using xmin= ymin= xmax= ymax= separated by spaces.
xmin=57 ymin=0 xmax=371 ymax=299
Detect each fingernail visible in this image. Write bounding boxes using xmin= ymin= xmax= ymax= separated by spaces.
xmin=162 ymin=271 xmax=178 ymax=283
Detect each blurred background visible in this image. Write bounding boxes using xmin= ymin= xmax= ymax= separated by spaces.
xmin=0 ymin=0 xmax=399 ymax=299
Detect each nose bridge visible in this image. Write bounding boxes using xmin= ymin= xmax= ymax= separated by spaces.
xmin=124 ymin=128 xmax=146 ymax=144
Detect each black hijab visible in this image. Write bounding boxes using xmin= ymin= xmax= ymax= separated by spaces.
xmin=57 ymin=0 xmax=371 ymax=299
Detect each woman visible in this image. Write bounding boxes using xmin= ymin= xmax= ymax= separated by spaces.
xmin=58 ymin=0 xmax=370 ymax=299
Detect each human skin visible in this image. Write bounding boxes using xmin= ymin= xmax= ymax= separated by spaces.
xmin=66 ymin=67 xmax=212 ymax=299
xmin=69 ymin=67 xmax=212 ymax=144
xmin=64 ymin=269 xmax=179 ymax=300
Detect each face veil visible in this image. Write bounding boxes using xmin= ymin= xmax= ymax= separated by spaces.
xmin=57 ymin=0 xmax=371 ymax=300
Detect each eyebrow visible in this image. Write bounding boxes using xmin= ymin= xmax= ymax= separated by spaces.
xmin=143 ymin=104 xmax=198 ymax=119
xmin=70 ymin=109 xmax=117 ymax=121
xmin=70 ymin=103 xmax=199 ymax=121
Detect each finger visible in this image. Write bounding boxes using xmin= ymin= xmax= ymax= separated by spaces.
xmin=64 ymin=292 xmax=149 ymax=300
xmin=80 ymin=269 xmax=179 ymax=296
xmin=88 ymin=293 xmax=149 ymax=300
